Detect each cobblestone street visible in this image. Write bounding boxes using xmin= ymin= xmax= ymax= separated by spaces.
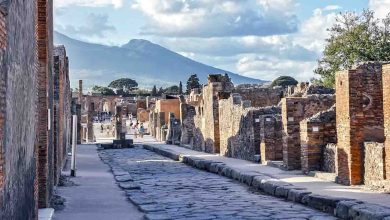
xmin=99 ymin=147 xmax=335 ymax=220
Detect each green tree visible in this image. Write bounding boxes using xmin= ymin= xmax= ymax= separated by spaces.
xmin=186 ymin=74 xmax=201 ymax=94
xmin=157 ymin=87 xmax=164 ymax=96
xmin=179 ymin=81 xmax=183 ymax=95
xmin=164 ymin=85 xmax=179 ymax=95
xmin=315 ymin=10 xmax=390 ymax=87
xmin=92 ymin=85 xmax=116 ymax=95
xmin=151 ymin=85 xmax=157 ymax=96
xmin=270 ymin=76 xmax=298 ymax=88
xmin=108 ymin=78 xmax=138 ymax=91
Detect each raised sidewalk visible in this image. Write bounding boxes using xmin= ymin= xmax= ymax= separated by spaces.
xmin=137 ymin=135 xmax=390 ymax=219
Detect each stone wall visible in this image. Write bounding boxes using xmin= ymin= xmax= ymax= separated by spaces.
xmin=233 ymin=85 xmax=284 ymax=107
xmin=300 ymin=106 xmax=336 ymax=173
xmin=322 ymin=143 xmax=337 ymax=173
xmin=336 ymin=63 xmax=385 ymax=185
xmin=282 ymin=95 xmax=335 ymax=170
xmin=219 ymin=93 xmax=282 ymax=162
xmin=179 ymin=102 xmax=196 ymax=146
xmin=0 ymin=1 xmax=38 ymax=219
xmin=364 ymin=142 xmax=386 ymax=188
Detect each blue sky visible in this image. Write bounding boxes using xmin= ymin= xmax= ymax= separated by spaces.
xmin=54 ymin=0 xmax=388 ymax=81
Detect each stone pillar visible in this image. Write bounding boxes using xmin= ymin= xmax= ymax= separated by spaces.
xmin=76 ymin=104 xmax=81 ymax=144
xmin=383 ymin=64 xmax=390 ymax=179
xmin=336 ymin=63 xmax=384 ymax=185
xmin=282 ymin=98 xmax=306 ymax=170
xmin=115 ymin=105 xmax=122 ymax=140
xmin=86 ymin=101 xmax=94 ymax=142
xmin=78 ymin=80 xmax=83 ymax=105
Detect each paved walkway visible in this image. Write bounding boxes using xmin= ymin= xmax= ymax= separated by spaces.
xmin=53 ymin=145 xmax=144 ymax=220
xmin=100 ymin=147 xmax=334 ymax=220
xmin=136 ymin=135 xmax=390 ymax=208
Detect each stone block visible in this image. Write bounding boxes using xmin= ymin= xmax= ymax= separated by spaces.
xmin=301 ymin=194 xmax=349 ymax=214
xmin=287 ymin=189 xmax=312 ymax=203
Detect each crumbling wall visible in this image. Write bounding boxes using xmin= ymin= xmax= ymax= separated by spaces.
xmin=180 ymin=102 xmax=196 ymax=146
xmin=219 ymin=94 xmax=282 ymax=162
xmin=0 ymin=1 xmax=38 ymax=219
xmin=233 ymin=85 xmax=284 ymax=107
xmin=336 ymin=63 xmax=385 ymax=185
xmin=300 ymin=106 xmax=336 ymax=173
xmin=282 ymin=95 xmax=335 ymax=170
xmin=166 ymin=113 xmax=181 ymax=145
xmin=323 ymin=143 xmax=337 ymax=173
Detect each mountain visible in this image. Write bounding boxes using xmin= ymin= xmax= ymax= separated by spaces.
xmin=53 ymin=32 xmax=265 ymax=89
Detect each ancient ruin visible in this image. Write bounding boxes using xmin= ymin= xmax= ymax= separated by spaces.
xmin=146 ymin=68 xmax=390 ymax=190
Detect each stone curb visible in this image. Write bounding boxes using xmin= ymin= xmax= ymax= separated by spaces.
xmin=143 ymin=144 xmax=390 ymax=220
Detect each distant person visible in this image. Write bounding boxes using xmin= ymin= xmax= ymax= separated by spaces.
xmin=139 ymin=123 xmax=145 ymax=138
xmin=100 ymin=123 xmax=104 ymax=133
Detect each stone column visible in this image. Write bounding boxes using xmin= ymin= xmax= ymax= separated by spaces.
xmin=86 ymin=101 xmax=94 ymax=142
xmin=115 ymin=105 xmax=122 ymax=140
xmin=78 ymin=80 xmax=83 ymax=105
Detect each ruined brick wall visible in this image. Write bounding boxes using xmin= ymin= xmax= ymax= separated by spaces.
xmin=282 ymin=95 xmax=335 ymax=170
xmin=260 ymin=113 xmax=283 ymax=162
xmin=233 ymin=85 xmax=284 ymax=107
xmin=0 ymin=1 xmax=38 ymax=219
xmin=36 ymin=0 xmax=54 ymax=208
xmin=219 ymin=94 xmax=282 ymax=162
xmin=336 ymin=63 xmax=384 ymax=185
xmin=383 ymin=64 xmax=390 ymax=180
xmin=155 ymin=99 xmax=181 ymax=125
xmin=53 ymin=47 xmax=70 ymax=184
xmin=180 ymin=102 xmax=196 ymax=146
xmin=300 ymin=106 xmax=336 ymax=173
xmin=137 ymin=109 xmax=150 ymax=123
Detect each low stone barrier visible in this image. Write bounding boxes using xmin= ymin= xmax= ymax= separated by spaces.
xmin=143 ymin=144 xmax=390 ymax=220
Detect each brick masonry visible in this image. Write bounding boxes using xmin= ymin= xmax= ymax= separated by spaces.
xmin=282 ymin=95 xmax=335 ymax=170
xmin=0 ymin=1 xmax=38 ymax=218
xmin=300 ymin=106 xmax=336 ymax=173
xmin=383 ymin=64 xmax=390 ymax=180
xmin=36 ymin=0 xmax=55 ymax=208
xmin=219 ymin=93 xmax=282 ymax=162
xmin=336 ymin=63 xmax=385 ymax=185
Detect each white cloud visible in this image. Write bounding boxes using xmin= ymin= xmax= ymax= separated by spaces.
xmin=294 ymin=8 xmax=337 ymax=53
xmin=369 ymin=0 xmax=390 ymax=19
xmin=56 ymin=13 xmax=116 ymax=38
xmin=132 ymin=0 xmax=299 ymax=37
xmin=323 ymin=5 xmax=342 ymax=11
xmin=55 ymin=0 xmax=123 ymax=8
xmin=236 ymin=55 xmax=316 ymax=81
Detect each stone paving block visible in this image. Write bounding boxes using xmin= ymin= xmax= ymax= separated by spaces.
xmin=301 ymin=194 xmax=349 ymax=214
xmin=260 ymin=179 xmax=291 ymax=196
xmin=139 ymin=204 xmax=166 ymax=213
xmin=112 ymin=169 xmax=129 ymax=176
xmin=221 ymin=166 xmax=233 ymax=177
xmin=335 ymin=200 xmax=364 ymax=219
xmin=115 ymin=174 xmax=133 ymax=182
xmin=287 ymin=189 xmax=312 ymax=203
xmin=348 ymin=203 xmax=390 ymax=220
xmin=127 ymin=195 xmax=156 ymax=206
xmin=275 ymin=185 xmax=306 ymax=198
xmin=119 ymin=182 xmax=141 ymax=190
xmin=144 ymin=213 xmax=171 ymax=220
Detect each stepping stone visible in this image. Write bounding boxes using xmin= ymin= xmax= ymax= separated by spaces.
xmin=115 ymin=174 xmax=133 ymax=182
xmin=119 ymin=182 xmax=141 ymax=190
xmin=139 ymin=204 xmax=165 ymax=213
xmin=127 ymin=195 xmax=156 ymax=206
xmin=112 ymin=169 xmax=128 ymax=176
xmin=144 ymin=213 xmax=170 ymax=220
